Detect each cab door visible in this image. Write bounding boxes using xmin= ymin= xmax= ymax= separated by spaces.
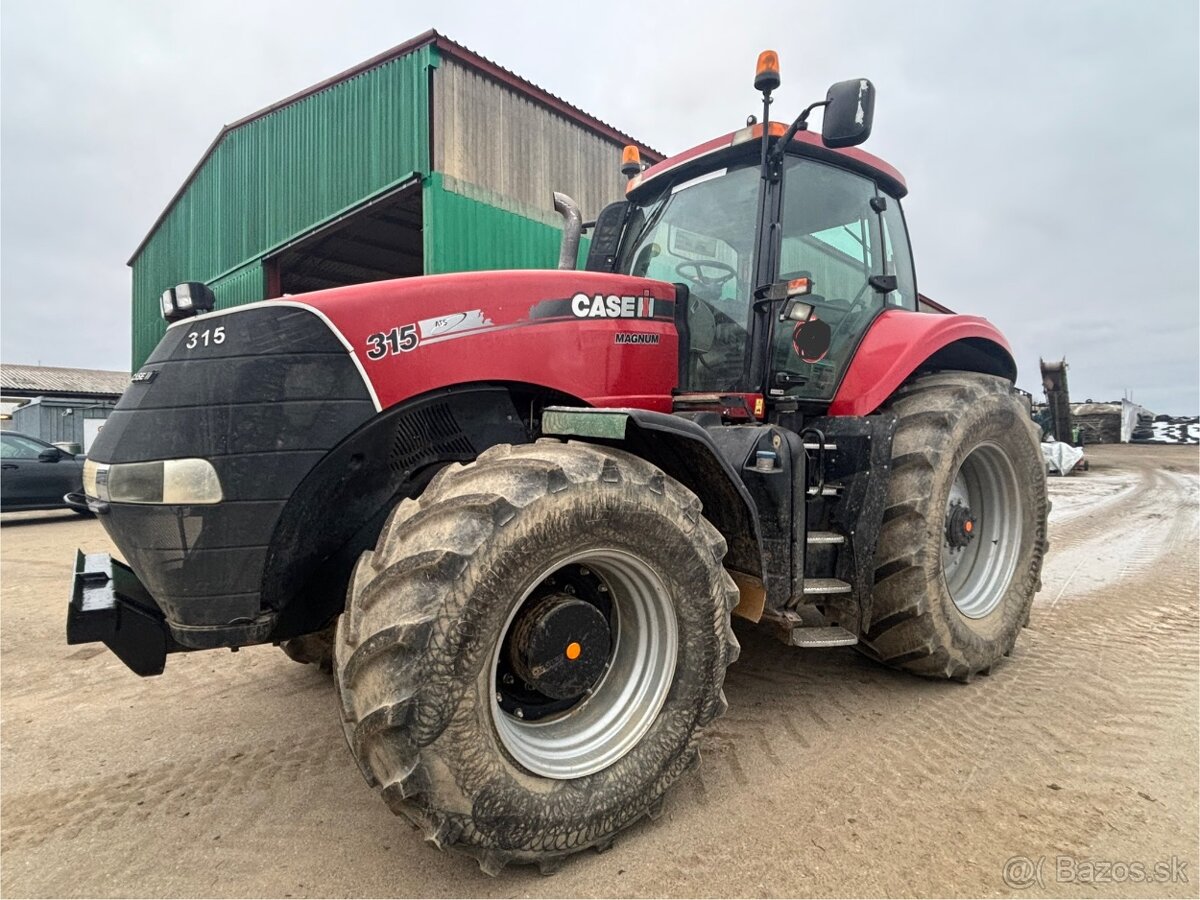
xmin=767 ymin=157 xmax=916 ymax=403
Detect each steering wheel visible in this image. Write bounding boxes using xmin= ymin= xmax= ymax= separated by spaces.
xmin=676 ymin=260 xmax=737 ymax=291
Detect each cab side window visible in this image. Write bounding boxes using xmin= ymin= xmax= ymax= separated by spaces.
xmin=880 ymin=199 xmax=917 ymax=311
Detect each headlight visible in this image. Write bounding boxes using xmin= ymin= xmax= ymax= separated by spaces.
xmin=82 ymin=458 xmax=100 ymax=498
xmin=82 ymin=458 xmax=222 ymax=505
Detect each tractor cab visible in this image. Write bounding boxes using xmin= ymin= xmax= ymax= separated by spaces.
xmin=587 ymin=63 xmax=917 ymax=413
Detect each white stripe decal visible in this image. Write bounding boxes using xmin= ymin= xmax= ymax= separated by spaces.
xmin=165 ymin=300 xmax=382 ymax=412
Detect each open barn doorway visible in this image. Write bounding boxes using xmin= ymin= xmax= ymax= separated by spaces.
xmin=266 ymin=178 xmax=423 ymax=296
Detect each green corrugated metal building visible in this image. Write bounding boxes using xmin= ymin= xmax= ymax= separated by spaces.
xmin=128 ymin=29 xmax=662 ymax=370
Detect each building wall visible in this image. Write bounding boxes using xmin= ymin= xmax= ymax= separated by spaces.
xmin=423 ymin=173 xmax=589 ymax=274
xmin=11 ymin=398 xmax=116 ymax=449
xmin=433 ymin=59 xmax=630 ymax=223
xmin=131 ymin=47 xmax=435 ymax=368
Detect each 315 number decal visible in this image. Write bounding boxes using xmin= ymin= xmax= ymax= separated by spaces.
xmin=365 ymin=324 xmax=419 ymax=360
xmin=185 ymin=326 xmax=225 ymax=349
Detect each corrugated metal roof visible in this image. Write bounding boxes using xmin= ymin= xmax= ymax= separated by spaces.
xmin=129 ymin=29 xmax=663 ymax=265
xmin=1 ymin=363 xmax=129 ymax=397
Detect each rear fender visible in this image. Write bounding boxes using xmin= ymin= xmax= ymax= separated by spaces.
xmin=831 ymin=311 xmax=1016 ymax=416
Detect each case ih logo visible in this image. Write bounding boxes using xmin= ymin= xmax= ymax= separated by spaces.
xmin=571 ymin=291 xmax=658 ymax=319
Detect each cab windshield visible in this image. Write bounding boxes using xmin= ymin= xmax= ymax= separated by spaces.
xmin=617 ymin=164 xmax=761 ymax=391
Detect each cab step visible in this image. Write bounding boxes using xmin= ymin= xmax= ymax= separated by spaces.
xmin=807 ymin=484 xmax=843 ymax=497
xmin=802 ymin=577 xmax=852 ymax=595
xmin=806 ymin=530 xmax=845 ymax=546
xmin=785 ymin=624 xmax=859 ymax=648
xmin=766 ymin=608 xmax=859 ymax=648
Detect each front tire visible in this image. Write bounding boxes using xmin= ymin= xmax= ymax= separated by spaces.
xmin=334 ymin=440 xmax=739 ymax=873
xmin=863 ymin=372 xmax=1048 ymax=680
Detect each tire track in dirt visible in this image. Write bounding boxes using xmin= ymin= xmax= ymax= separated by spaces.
xmin=692 ymin=449 xmax=1198 ymax=854
xmin=0 ymin=730 xmax=351 ymax=851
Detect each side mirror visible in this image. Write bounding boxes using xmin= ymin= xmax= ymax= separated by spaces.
xmin=38 ymin=446 xmax=63 ymax=462
xmin=822 ymin=78 xmax=875 ymax=149
xmin=584 ymin=201 xmax=630 ymax=272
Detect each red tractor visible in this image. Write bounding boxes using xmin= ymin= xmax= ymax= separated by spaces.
xmin=68 ymin=53 xmax=1047 ymax=873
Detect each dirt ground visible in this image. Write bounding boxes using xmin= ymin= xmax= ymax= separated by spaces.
xmin=1 ymin=444 xmax=1196 ymax=898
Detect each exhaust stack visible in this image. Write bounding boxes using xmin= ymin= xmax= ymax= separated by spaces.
xmin=553 ymin=192 xmax=582 ymax=270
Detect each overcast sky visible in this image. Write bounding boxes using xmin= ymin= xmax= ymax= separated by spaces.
xmin=2 ymin=1 xmax=1197 ymax=411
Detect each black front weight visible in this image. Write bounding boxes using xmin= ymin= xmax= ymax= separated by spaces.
xmin=67 ymin=550 xmax=184 ymax=676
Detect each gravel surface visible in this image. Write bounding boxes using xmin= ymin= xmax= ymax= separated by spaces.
xmin=1 ymin=443 xmax=1196 ymax=898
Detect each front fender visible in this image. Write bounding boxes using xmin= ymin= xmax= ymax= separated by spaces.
xmin=540 ymin=407 xmax=764 ymax=584
xmin=830 ymin=311 xmax=1016 ymax=416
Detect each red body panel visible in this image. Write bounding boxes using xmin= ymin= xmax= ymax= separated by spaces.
xmin=829 ymin=310 xmax=1015 ymax=416
xmin=631 ymin=124 xmax=907 ymax=197
xmin=298 ymin=270 xmax=680 ymax=412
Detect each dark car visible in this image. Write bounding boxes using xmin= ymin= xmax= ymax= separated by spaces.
xmin=1 ymin=431 xmax=89 ymax=513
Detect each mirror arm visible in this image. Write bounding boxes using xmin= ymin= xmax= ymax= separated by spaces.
xmin=770 ymin=100 xmax=829 ymax=163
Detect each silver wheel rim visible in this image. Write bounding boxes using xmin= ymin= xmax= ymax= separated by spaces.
xmin=942 ymin=442 xmax=1023 ymax=618
xmin=490 ymin=549 xmax=678 ymax=779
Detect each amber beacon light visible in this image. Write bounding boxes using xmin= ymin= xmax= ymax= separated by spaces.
xmin=754 ymin=50 xmax=781 ymax=92
xmin=620 ymin=144 xmax=642 ymax=177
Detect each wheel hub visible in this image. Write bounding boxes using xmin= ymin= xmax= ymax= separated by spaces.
xmin=509 ymin=594 xmax=611 ymax=700
xmin=944 ymin=501 xmax=977 ymax=550
xmin=490 ymin=550 xmax=678 ymax=779
xmin=940 ymin=442 xmax=1022 ymax=619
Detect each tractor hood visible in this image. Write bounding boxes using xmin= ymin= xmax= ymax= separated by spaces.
xmin=89 ymin=268 xmax=683 ymax=650
xmin=158 ymin=269 xmax=683 ymax=413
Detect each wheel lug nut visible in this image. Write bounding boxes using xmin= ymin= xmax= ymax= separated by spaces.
xmin=495 ymin=692 xmax=504 ymax=703
xmin=564 ymin=584 xmax=576 ymax=595
xmin=579 ymin=566 xmax=590 ymax=576
xmin=515 ymin=708 xmax=524 ymax=719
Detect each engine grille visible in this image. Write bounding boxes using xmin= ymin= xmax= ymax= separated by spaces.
xmin=389 ymin=401 xmax=475 ymax=476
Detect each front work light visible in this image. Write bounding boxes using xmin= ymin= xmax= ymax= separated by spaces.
xmin=160 ymin=281 xmax=216 ymax=323
xmin=781 ymin=277 xmax=814 ymax=321
xmin=83 ymin=458 xmax=223 ymax=505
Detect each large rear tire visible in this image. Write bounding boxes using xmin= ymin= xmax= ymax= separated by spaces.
xmin=863 ymin=372 xmax=1048 ymax=680
xmin=334 ymin=440 xmax=739 ymax=873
